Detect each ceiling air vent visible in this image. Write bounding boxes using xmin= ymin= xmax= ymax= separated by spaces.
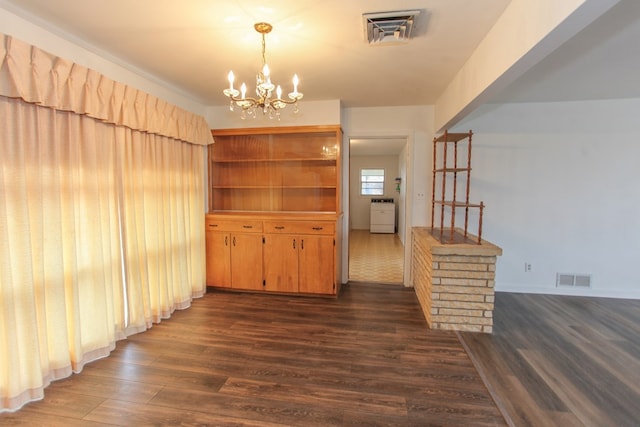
xmin=363 ymin=10 xmax=421 ymax=45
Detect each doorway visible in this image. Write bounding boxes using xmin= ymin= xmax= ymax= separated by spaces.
xmin=347 ymin=137 xmax=408 ymax=284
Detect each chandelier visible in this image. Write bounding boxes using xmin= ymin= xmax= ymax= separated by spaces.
xmin=223 ymin=22 xmax=303 ymax=119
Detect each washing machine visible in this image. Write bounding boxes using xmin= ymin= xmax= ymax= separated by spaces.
xmin=370 ymin=198 xmax=395 ymax=233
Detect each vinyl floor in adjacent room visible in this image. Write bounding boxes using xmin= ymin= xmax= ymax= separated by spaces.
xmin=1 ymin=283 xmax=505 ymax=426
xmin=349 ymin=229 xmax=404 ymax=284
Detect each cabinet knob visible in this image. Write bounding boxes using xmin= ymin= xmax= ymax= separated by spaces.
xmin=242 ymin=225 xmax=253 ymax=229
xmin=312 ymin=226 xmax=323 ymax=231
xmin=275 ymin=226 xmax=285 ymax=230
xmin=208 ymin=224 xmax=218 ymax=227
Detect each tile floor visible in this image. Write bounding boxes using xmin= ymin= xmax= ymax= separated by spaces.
xmin=348 ymin=229 xmax=404 ymax=284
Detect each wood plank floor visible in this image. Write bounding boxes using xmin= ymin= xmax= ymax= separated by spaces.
xmin=349 ymin=230 xmax=404 ymax=284
xmin=1 ymin=283 xmax=505 ymax=426
xmin=459 ymin=292 xmax=640 ymax=427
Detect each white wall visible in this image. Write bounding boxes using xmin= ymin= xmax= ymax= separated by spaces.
xmin=349 ymin=155 xmax=399 ymax=230
xmin=341 ymin=105 xmax=434 ymax=285
xmin=455 ymin=98 xmax=640 ymax=299
xmin=205 ymin=100 xmax=341 ymax=129
xmin=397 ymin=143 xmax=408 ymax=245
xmin=342 ymin=106 xmax=435 ymax=225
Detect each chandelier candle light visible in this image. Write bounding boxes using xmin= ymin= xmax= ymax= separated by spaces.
xmin=224 ymin=22 xmax=303 ymax=119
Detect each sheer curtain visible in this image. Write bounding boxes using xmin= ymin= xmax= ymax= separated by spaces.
xmin=0 ymin=34 xmax=209 ymax=412
xmin=118 ymin=129 xmax=206 ymax=335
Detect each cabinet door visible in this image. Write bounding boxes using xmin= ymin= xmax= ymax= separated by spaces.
xmin=206 ymin=231 xmax=231 ymax=288
xmin=230 ymin=233 xmax=264 ymax=290
xmin=298 ymin=235 xmax=335 ymax=295
xmin=263 ymin=234 xmax=299 ymax=293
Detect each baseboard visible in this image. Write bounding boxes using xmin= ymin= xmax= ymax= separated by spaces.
xmin=495 ymin=283 xmax=640 ymax=300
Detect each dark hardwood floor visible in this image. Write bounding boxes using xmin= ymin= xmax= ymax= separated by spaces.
xmin=459 ymin=292 xmax=640 ymax=427
xmin=7 ymin=285 xmax=637 ymax=426
xmin=1 ymin=283 xmax=505 ymax=426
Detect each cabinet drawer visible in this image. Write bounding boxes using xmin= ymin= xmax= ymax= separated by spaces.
xmin=205 ymin=219 xmax=263 ymax=233
xmin=263 ymin=221 xmax=335 ymax=235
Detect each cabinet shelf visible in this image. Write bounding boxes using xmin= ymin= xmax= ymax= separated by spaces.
xmin=433 ymin=132 xmax=472 ymax=143
xmin=213 ymin=185 xmax=337 ymax=189
xmin=211 ymin=158 xmax=336 ymax=163
xmin=433 ymin=167 xmax=472 ymax=173
xmin=208 ymin=125 xmax=342 ymax=214
xmin=435 ymin=201 xmax=484 ymax=208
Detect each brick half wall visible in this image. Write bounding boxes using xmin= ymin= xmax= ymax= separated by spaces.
xmin=411 ymin=227 xmax=502 ymax=333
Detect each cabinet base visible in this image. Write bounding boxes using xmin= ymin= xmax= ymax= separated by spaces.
xmin=206 ymin=285 xmax=341 ymax=299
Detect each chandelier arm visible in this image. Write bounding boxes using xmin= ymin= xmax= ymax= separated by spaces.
xmin=229 ymin=94 xmax=259 ymax=103
xmin=269 ymin=98 xmax=298 ymax=106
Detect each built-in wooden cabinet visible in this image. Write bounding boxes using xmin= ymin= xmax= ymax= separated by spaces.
xmin=263 ymin=220 xmax=336 ymax=295
xmin=263 ymin=233 xmax=299 ymax=293
xmin=205 ymin=218 xmax=263 ymax=290
xmin=206 ymin=125 xmax=343 ymax=297
xmin=208 ymin=125 xmax=341 ymax=213
xmin=205 ymin=228 xmax=230 ymax=287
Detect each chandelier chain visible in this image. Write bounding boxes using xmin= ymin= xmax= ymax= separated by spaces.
xmin=261 ymin=33 xmax=267 ymax=68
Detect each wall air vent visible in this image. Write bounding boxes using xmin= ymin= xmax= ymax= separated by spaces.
xmin=363 ymin=10 xmax=421 ymax=45
xmin=556 ymin=273 xmax=592 ymax=288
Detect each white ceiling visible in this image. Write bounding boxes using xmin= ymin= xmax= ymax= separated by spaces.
xmin=491 ymin=0 xmax=640 ymax=104
xmin=1 ymin=0 xmax=639 ymax=131
xmin=1 ymin=0 xmax=512 ymax=107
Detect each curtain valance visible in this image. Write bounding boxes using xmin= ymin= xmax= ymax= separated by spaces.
xmin=0 ymin=33 xmax=213 ymax=146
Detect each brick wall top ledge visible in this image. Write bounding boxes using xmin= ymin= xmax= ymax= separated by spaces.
xmin=413 ymin=227 xmax=502 ymax=257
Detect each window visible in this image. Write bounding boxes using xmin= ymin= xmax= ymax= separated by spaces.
xmin=361 ymin=168 xmax=385 ymax=196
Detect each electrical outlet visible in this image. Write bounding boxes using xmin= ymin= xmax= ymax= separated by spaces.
xmin=525 ymin=262 xmax=532 ymax=272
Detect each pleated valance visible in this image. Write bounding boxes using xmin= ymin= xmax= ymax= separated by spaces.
xmin=0 ymin=33 xmax=213 ymax=146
